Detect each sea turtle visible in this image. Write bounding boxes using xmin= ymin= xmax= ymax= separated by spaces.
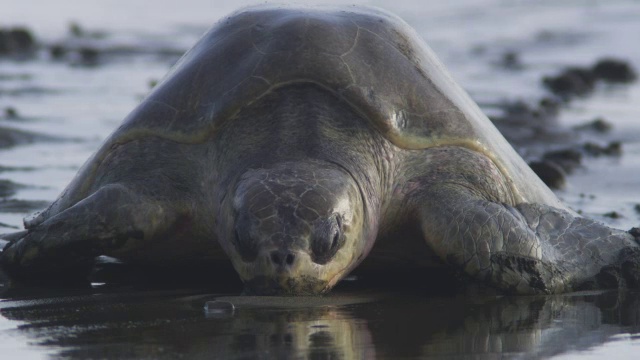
xmin=2 ymin=6 xmax=639 ymax=295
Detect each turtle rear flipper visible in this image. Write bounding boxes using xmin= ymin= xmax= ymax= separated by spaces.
xmin=1 ymin=184 xmax=176 ymax=285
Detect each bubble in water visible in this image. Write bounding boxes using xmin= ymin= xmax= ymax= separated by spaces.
xmin=204 ymin=300 xmax=235 ymax=318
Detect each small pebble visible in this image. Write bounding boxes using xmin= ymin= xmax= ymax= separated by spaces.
xmin=204 ymin=300 xmax=235 ymax=318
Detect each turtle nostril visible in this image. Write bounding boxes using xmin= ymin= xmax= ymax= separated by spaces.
xmin=270 ymin=251 xmax=282 ymax=265
xmin=269 ymin=250 xmax=296 ymax=269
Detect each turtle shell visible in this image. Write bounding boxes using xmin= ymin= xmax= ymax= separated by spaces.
xmin=32 ymin=5 xmax=563 ymax=227
xmin=117 ymin=5 xmax=479 ymax=147
xmin=112 ymin=5 xmax=561 ymax=207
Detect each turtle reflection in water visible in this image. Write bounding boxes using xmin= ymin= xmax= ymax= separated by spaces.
xmin=2 ymin=6 xmax=640 ymax=295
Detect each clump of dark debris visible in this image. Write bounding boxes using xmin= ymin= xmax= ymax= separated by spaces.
xmin=541 ymin=148 xmax=582 ymax=172
xmin=528 ymin=161 xmax=567 ymax=189
xmin=0 ymin=179 xmax=25 ymax=198
xmin=543 ymin=67 xmax=595 ymax=97
xmin=583 ymin=141 xmax=621 ymax=157
xmin=593 ymin=58 xmax=637 ymax=83
xmin=3 ymin=107 xmax=18 ymax=120
xmin=603 ymin=211 xmax=622 ymax=219
xmin=488 ymin=97 xmax=568 ymax=147
xmin=494 ymin=57 xmax=636 ymax=190
xmin=543 ymin=58 xmax=637 ymax=99
xmin=0 ymin=199 xmax=49 ymax=213
xmin=497 ymin=51 xmax=524 ymax=70
xmin=0 ymin=27 xmax=36 ymax=59
xmin=1 ymin=22 xmax=185 ymax=67
xmin=574 ymin=117 xmax=613 ymax=133
xmin=0 ymin=126 xmax=65 ymax=148
xmin=528 ymin=140 xmax=622 ymax=189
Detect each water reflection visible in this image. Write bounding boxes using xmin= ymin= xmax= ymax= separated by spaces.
xmin=1 ymin=287 xmax=639 ymax=359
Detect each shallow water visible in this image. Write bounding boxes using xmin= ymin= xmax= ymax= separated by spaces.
xmin=0 ymin=286 xmax=639 ymax=360
xmin=1 ymin=0 xmax=640 ymax=358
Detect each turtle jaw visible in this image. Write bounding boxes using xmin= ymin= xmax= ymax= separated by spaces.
xmin=242 ymin=276 xmax=329 ymax=296
xmin=232 ymin=248 xmax=354 ymax=296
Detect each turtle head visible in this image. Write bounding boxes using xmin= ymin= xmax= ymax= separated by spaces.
xmin=226 ymin=161 xmax=365 ymax=295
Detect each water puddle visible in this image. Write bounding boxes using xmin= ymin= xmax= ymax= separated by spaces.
xmin=0 ymin=285 xmax=639 ymax=359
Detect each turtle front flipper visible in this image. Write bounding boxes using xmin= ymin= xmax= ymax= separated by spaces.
xmin=418 ymin=183 xmax=640 ymax=293
xmin=1 ymin=184 xmax=177 ymax=285
xmin=407 ymin=147 xmax=640 ymax=294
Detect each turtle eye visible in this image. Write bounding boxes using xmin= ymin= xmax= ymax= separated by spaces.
xmin=310 ymin=215 xmax=344 ymax=264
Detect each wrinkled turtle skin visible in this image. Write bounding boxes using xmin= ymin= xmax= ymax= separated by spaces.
xmin=2 ymin=6 xmax=639 ymax=295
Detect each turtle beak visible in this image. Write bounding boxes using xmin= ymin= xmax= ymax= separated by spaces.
xmin=238 ymin=248 xmax=329 ymax=295
xmin=242 ymin=275 xmax=329 ymax=296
